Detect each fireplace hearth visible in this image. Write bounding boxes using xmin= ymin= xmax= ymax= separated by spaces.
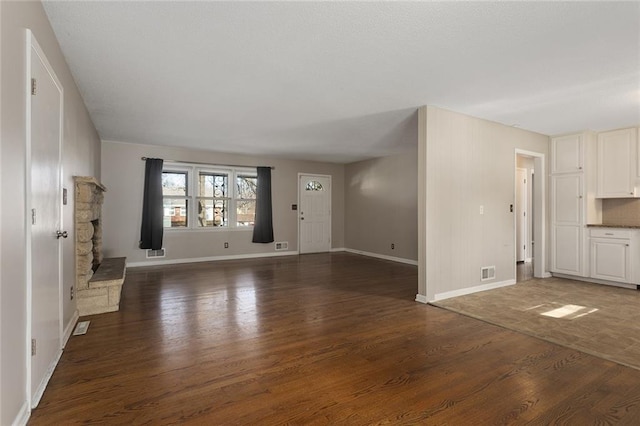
xmin=74 ymin=176 xmax=125 ymax=316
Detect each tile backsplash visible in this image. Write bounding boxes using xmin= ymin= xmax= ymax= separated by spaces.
xmin=602 ymin=199 xmax=640 ymax=226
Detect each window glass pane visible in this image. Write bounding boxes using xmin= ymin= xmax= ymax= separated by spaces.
xmin=305 ymin=181 xmax=323 ymax=191
xmin=163 ymin=199 xmax=188 ymax=228
xmin=162 ymin=172 xmax=187 ymax=196
xmin=236 ymin=200 xmax=256 ymax=227
xmin=237 ymin=175 xmax=257 ymax=199
xmin=199 ymin=173 xmax=228 ymax=198
xmin=197 ymin=199 xmax=228 ymax=227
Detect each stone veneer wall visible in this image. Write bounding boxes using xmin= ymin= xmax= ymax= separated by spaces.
xmin=75 ymin=176 xmax=106 ymax=290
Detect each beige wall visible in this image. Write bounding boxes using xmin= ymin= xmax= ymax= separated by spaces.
xmin=1 ymin=1 xmax=101 ymax=423
xmin=418 ymin=106 xmax=549 ymax=301
xmin=101 ymin=141 xmax=345 ymax=264
xmin=345 ymin=151 xmax=418 ymax=262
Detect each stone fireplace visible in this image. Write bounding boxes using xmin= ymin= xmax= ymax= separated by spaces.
xmin=74 ymin=176 xmax=125 ymax=316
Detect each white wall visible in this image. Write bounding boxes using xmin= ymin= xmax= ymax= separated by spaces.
xmin=418 ymin=106 xmax=549 ymax=302
xmin=344 ymin=151 xmax=418 ymax=262
xmin=1 ymin=1 xmax=100 ymax=423
xmin=101 ymin=141 xmax=345 ymax=265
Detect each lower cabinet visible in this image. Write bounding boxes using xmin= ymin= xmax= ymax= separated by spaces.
xmin=552 ymin=225 xmax=583 ymax=276
xmin=589 ymin=228 xmax=637 ymax=284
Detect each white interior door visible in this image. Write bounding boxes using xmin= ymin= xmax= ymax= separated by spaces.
xmin=299 ymin=174 xmax=331 ymax=254
xmin=516 ymin=168 xmax=527 ymax=262
xmin=28 ymin=32 xmax=64 ymax=408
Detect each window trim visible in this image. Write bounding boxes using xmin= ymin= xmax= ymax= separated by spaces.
xmin=162 ymin=163 xmax=257 ymax=231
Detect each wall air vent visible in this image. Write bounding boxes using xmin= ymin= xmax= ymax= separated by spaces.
xmin=275 ymin=242 xmax=288 ymax=251
xmin=481 ymin=266 xmax=496 ymax=281
xmin=146 ymin=248 xmax=166 ymax=258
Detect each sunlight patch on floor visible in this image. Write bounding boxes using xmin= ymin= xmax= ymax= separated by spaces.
xmin=540 ymin=304 xmax=598 ymax=319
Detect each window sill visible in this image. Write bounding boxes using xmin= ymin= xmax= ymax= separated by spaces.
xmin=164 ymin=227 xmax=254 ymax=233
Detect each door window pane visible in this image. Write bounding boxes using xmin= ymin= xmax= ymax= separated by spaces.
xmin=305 ymin=181 xmax=323 ymax=191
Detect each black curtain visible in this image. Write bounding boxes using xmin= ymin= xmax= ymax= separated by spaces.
xmin=139 ymin=158 xmax=164 ymax=250
xmin=252 ymin=166 xmax=274 ymax=243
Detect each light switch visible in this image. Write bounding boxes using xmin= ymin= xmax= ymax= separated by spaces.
xmin=479 ymin=205 xmax=484 ymax=215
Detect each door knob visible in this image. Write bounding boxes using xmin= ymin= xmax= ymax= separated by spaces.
xmin=56 ymin=230 xmax=68 ymax=239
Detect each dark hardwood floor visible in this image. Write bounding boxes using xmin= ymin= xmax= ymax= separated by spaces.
xmin=30 ymin=253 xmax=640 ymax=425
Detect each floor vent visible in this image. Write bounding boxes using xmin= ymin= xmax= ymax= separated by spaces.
xmin=73 ymin=321 xmax=90 ymax=336
xmin=275 ymin=242 xmax=288 ymax=251
xmin=146 ymin=248 xmax=166 ymax=258
xmin=481 ymin=266 xmax=496 ymax=281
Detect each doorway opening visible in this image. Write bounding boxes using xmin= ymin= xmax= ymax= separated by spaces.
xmin=515 ymin=150 xmax=546 ymax=282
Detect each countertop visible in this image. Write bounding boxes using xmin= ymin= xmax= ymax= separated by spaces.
xmin=587 ymin=224 xmax=640 ymax=229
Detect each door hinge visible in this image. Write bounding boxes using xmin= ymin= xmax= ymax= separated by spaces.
xmin=32 ymin=208 xmax=36 ymax=225
xmin=31 ymin=78 xmax=37 ymax=96
xmin=31 ymin=338 xmax=37 ymax=356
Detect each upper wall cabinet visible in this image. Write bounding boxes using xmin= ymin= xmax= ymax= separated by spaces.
xmin=551 ymin=134 xmax=583 ymax=174
xmin=597 ymin=128 xmax=638 ymax=198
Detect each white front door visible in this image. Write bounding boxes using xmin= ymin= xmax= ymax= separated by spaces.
xmin=28 ymin=32 xmax=64 ymax=407
xmin=299 ymin=174 xmax=331 ymax=254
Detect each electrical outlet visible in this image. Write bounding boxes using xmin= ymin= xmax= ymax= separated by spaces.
xmin=224 ymin=242 xmax=229 ymax=248
xmin=391 ymin=243 xmax=395 ymax=250
xmin=70 ymin=286 xmax=74 ymax=300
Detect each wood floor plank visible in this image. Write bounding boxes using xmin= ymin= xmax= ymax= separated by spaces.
xmin=29 ymin=253 xmax=640 ymax=425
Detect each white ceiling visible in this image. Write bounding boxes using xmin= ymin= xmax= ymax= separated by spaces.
xmin=43 ymin=1 xmax=640 ymax=163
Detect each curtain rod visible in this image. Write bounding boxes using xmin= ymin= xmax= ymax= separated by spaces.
xmin=141 ymin=157 xmax=274 ymax=170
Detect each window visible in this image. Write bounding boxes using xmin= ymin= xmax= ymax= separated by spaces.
xmin=162 ymin=171 xmax=189 ymax=228
xmin=162 ymin=164 xmax=257 ymax=230
xmin=197 ymin=172 xmax=229 ymax=227
xmin=236 ymin=174 xmax=257 ymax=227
xmin=306 ymin=180 xmax=324 ymax=191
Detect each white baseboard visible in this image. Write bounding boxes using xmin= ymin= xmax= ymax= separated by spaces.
xmin=343 ymin=248 xmax=418 ymax=266
xmin=31 ymin=349 xmax=63 ymax=409
xmin=12 ymin=401 xmax=30 ymax=426
xmin=62 ymin=309 xmax=79 ymax=348
xmin=433 ymin=279 xmax=516 ymax=302
xmin=551 ymin=273 xmax=637 ymax=290
xmin=330 ymin=247 xmax=345 ymax=252
xmin=415 ymin=294 xmax=428 ymax=304
xmin=127 ymin=250 xmax=299 ymax=268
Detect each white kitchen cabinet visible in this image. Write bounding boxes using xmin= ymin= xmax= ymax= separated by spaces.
xmin=597 ymin=128 xmax=638 ymax=198
xmin=551 ymin=134 xmax=583 ymax=174
xmin=550 ymin=132 xmax=598 ymax=278
xmin=589 ymin=228 xmax=635 ymax=283
xmin=551 ymin=174 xmax=585 ymax=276
xmin=553 ymin=225 xmax=583 ymax=275
xmin=552 ymin=174 xmax=582 ymax=225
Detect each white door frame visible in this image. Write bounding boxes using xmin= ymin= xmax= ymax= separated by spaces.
xmin=515 ymin=167 xmax=528 ymax=262
xmin=25 ymin=29 xmax=65 ymax=408
xmin=297 ymin=173 xmax=332 ymax=254
xmin=514 ymin=149 xmax=548 ymax=279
